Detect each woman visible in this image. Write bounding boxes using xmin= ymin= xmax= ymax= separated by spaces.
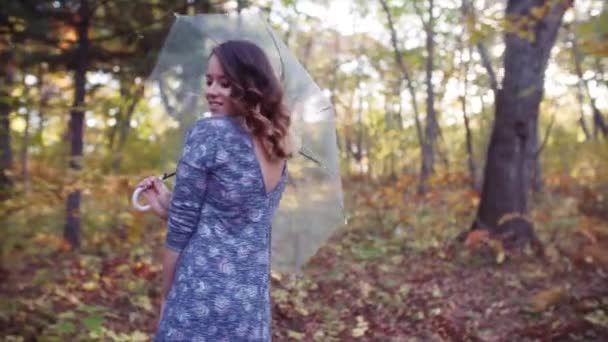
xmin=136 ymin=40 xmax=291 ymax=341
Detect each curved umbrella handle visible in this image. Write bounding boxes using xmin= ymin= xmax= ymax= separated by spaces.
xmin=132 ymin=175 xmax=163 ymax=211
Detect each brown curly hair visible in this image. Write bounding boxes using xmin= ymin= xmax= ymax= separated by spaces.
xmin=211 ymin=40 xmax=291 ymax=161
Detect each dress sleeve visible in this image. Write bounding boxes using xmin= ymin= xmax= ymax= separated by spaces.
xmin=165 ymin=120 xmax=218 ymax=252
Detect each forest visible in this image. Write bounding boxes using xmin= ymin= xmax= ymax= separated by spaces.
xmin=1 ymin=0 xmax=607 ymax=340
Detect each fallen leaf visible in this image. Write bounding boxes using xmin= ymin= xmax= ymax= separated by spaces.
xmin=82 ymin=281 xmax=98 ymax=291
xmin=528 ymin=287 xmax=568 ymax=312
xmin=464 ymin=230 xmax=489 ymax=249
xmin=287 ymin=330 xmax=305 ymax=340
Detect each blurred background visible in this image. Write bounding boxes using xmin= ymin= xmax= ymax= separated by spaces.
xmin=1 ymin=0 xmax=607 ymax=340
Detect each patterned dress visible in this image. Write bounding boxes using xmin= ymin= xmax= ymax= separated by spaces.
xmin=155 ymin=115 xmax=287 ymax=341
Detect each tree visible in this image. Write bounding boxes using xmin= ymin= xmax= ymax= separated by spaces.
xmin=414 ymin=0 xmax=439 ymax=194
xmin=11 ymin=0 xmax=207 ymax=247
xmin=0 ymin=48 xmax=14 ymax=195
xmin=458 ymin=29 xmax=477 ymax=189
xmin=473 ymin=0 xmax=571 ymax=249
xmin=572 ymin=31 xmax=608 ymax=139
xmin=378 ymin=0 xmax=425 ymax=189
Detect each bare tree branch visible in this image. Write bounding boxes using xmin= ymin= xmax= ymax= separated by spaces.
xmin=535 ymin=113 xmax=555 ymax=158
xmin=461 ymin=0 xmax=499 ymax=96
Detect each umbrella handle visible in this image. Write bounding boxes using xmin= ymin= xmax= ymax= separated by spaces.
xmin=132 ymin=175 xmax=163 ymax=211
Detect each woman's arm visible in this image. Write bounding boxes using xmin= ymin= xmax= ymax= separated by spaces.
xmin=161 ymin=247 xmax=180 ymax=299
xmin=161 ymin=120 xmax=217 ymax=294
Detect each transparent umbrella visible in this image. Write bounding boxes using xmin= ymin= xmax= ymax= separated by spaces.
xmin=132 ymin=13 xmax=344 ymax=273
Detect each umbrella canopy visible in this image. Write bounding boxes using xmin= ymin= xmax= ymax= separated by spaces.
xmin=142 ymin=13 xmax=344 ymax=272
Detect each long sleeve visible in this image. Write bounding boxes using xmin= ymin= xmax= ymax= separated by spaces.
xmin=165 ymin=121 xmax=218 ymax=252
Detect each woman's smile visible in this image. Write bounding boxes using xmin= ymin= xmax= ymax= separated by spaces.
xmin=205 ymin=54 xmax=233 ymax=114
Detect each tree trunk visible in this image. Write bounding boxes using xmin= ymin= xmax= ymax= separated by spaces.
xmin=419 ymin=0 xmax=438 ymax=194
xmin=329 ymin=32 xmax=342 ymax=153
xmin=236 ymin=0 xmax=248 ymax=13
xmin=473 ymin=0 xmax=568 ymax=249
xmin=36 ymin=66 xmax=49 ymax=155
xmin=356 ymin=88 xmax=364 ymax=173
xmin=571 ymin=31 xmax=592 ymax=140
xmin=529 ymin=113 xmax=543 ymax=193
xmin=21 ymin=80 xmax=31 ymax=194
xmin=64 ymin=0 xmax=91 ymax=249
xmin=533 ymin=113 xmax=555 ymax=194
xmin=461 ymin=46 xmax=477 ymax=189
xmin=378 ymin=0 xmax=425 ymax=190
xmin=0 ymin=47 xmax=14 ymax=194
xmin=572 ymin=33 xmax=607 ymax=139
xmin=575 ymin=77 xmax=592 ymax=141
xmin=112 ymin=82 xmax=144 ymax=172
xmin=591 ymin=104 xmax=608 ymax=138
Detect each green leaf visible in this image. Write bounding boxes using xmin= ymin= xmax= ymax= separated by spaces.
xmin=518 ymin=85 xmax=537 ymax=98
xmin=76 ymin=304 xmax=105 ymax=314
xmin=82 ymin=315 xmax=104 ymax=331
xmin=350 ymin=243 xmax=386 ymax=260
xmin=58 ymin=311 xmax=76 ymax=320
xmin=56 ymin=321 xmax=76 ymax=334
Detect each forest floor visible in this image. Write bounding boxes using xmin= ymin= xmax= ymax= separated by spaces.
xmin=1 ymin=172 xmax=607 ymax=341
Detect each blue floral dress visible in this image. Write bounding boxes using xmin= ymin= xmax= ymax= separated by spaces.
xmin=155 ymin=115 xmax=287 ymax=341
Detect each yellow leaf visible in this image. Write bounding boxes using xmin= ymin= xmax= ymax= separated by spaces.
xmin=496 ymin=250 xmax=506 ymax=264
xmin=272 ymin=289 xmax=288 ymax=303
xmin=351 ymin=316 xmax=369 ymax=338
xmin=351 ymin=326 xmax=367 ymax=338
xmin=313 ymin=330 xmax=326 ymax=341
xmin=359 ymin=281 xmax=372 ymax=298
xmin=54 ymin=286 xmax=81 ymax=305
xmin=287 ymin=330 xmax=305 ymax=340
xmin=488 ymin=239 xmax=506 ymax=264
xmin=399 ymin=284 xmax=411 ymax=296
xmin=82 ymin=281 xmax=98 ymax=291
xmin=295 ymin=306 xmax=309 ymax=316
xmin=438 ymin=250 xmax=447 ymax=259
xmin=530 ymin=6 xmax=546 ymax=20
xmin=271 ymin=271 xmax=282 ymax=282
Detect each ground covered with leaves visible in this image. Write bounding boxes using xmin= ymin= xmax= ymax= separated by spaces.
xmin=1 ymin=171 xmax=607 ymax=341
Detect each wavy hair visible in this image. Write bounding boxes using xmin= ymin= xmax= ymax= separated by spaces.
xmin=211 ymin=40 xmax=291 ymax=161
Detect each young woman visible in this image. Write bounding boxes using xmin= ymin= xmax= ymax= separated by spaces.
xmin=136 ymin=40 xmax=291 ymax=341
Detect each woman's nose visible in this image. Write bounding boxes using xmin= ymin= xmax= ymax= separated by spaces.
xmin=207 ymin=82 xmax=219 ymax=96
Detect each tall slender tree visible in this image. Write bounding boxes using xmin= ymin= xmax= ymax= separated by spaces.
xmin=0 ymin=42 xmax=14 ymax=195
xmin=415 ymin=0 xmax=439 ymax=194
xmin=378 ymin=0 xmax=426 ymax=190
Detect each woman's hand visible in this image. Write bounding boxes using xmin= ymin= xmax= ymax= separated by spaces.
xmin=136 ymin=176 xmax=172 ymax=220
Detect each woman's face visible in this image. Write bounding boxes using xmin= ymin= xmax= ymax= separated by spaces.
xmin=205 ymin=54 xmax=234 ymax=115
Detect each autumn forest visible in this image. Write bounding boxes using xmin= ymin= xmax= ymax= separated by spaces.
xmin=1 ymin=0 xmax=608 ymax=340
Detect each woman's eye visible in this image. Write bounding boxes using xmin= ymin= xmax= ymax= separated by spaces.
xmin=220 ymin=82 xmax=230 ymax=88
xmin=206 ymin=80 xmax=212 ymax=86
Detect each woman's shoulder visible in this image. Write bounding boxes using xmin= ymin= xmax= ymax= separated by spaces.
xmin=189 ymin=115 xmax=241 ymax=139
xmin=193 ymin=115 xmax=235 ymax=129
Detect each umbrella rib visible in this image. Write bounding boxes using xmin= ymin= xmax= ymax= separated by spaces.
xmin=264 ymin=20 xmax=285 ymax=83
xmin=298 ymin=147 xmax=338 ymax=180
